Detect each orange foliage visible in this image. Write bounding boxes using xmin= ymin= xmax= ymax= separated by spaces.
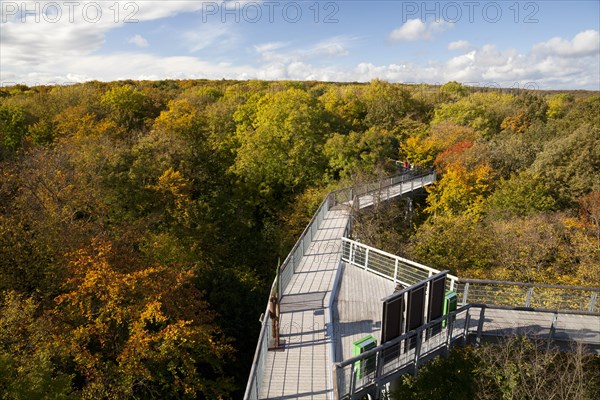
xmin=434 ymin=140 xmax=474 ymax=171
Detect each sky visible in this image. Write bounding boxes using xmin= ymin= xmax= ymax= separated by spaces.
xmin=0 ymin=0 xmax=599 ymax=89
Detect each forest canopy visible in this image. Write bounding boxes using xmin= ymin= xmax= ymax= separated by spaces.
xmin=0 ymin=80 xmax=598 ymax=398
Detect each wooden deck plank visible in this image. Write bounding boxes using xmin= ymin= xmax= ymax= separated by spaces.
xmin=333 ymin=263 xmax=396 ymax=362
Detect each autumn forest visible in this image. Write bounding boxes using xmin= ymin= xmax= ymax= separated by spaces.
xmin=0 ymin=79 xmax=598 ymax=398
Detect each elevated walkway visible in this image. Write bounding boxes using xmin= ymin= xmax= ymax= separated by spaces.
xmin=245 ymin=170 xmax=435 ymax=399
xmin=245 ymin=170 xmax=600 ymax=400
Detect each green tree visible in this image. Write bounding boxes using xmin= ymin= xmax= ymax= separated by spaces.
xmin=392 ymin=347 xmax=477 ymax=400
xmin=531 ymin=123 xmax=600 ymax=204
xmin=0 ymin=104 xmax=28 ymax=153
xmin=319 ymin=85 xmax=367 ymax=133
xmin=324 ymin=127 xmax=398 ymax=178
xmin=546 ymin=93 xmax=574 ymax=119
xmin=439 ymin=81 xmax=469 ymax=99
xmin=410 ymin=215 xmax=496 ymax=276
xmin=432 ymin=100 xmax=496 ymax=138
xmin=0 ymin=292 xmax=74 ymax=399
xmin=364 ymin=79 xmax=428 ymax=135
xmin=232 ymin=88 xmax=328 ymax=195
xmin=485 ymin=171 xmax=557 ymax=219
xmin=100 ymin=85 xmax=150 ymax=130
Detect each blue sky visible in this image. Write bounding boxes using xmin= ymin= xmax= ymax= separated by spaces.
xmin=1 ymin=1 xmax=599 ymax=89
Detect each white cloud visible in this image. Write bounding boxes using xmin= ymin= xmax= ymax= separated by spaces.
xmin=254 ymin=42 xmax=289 ymax=54
xmin=254 ymin=36 xmax=355 ymax=63
xmin=0 ymin=1 xmax=212 ymax=68
xmin=1 ymin=9 xmax=598 ymax=92
xmin=183 ymin=24 xmax=238 ymax=53
xmin=128 ymin=34 xmax=149 ymax=48
xmin=312 ymin=40 xmax=350 ymax=57
xmin=388 ymin=19 xmax=452 ymax=42
xmin=448 ymin=40 xmax=471 ymax=51
xmin=532 ymin=30 xmax=600 ymax=58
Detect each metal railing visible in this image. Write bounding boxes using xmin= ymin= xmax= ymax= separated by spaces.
xmin=333 ymin=305 xmax=486 ymax=400
xmin=333 ymin=301 xmax=600 ymax=400
xmin=341 ymin=237 xmax=459 ymax=292
xmin=246 ymin=163 xmax=598 ymax=399
xmin=243 ymin=300 xmax=273 ymax=399
xmin=456 ymin=279 xmax=600 ymax=313
xmin=341 ymin=238 xmax=599 ymax=313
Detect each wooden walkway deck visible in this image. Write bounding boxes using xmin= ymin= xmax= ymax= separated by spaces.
xmin=475 ymin=307 xmax=600 ymax=346
xmin=259 ymin=208 xmax=349 ymax=399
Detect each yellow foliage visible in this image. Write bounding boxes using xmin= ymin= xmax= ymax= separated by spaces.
xmin=425 ymin=161 xmax=494 ymax=220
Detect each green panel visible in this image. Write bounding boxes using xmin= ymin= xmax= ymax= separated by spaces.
xmin=353 ymin=335 xmax=377 ymax=379
xmin=443 ymin=291 xmax=458 ymax=328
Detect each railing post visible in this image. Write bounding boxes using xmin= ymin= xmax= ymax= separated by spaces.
xmin=332 ymin=364 xmax=340 ymax=400
xmin=364 ymin=248 xmax=369 ymax=270
xmin=463 ymin=309 xmax=471 ymax=340
xmin=525 ymin=287 xmax=534 ymax=307
xmin=393 ymin=259 xmax=399 ymax=284
xmin=547 ymin=312 xmax=558 ymax=351
xmin=588 ymin=292 xmax=598 ymax=312
xmin=461 ymin=282 xmax=470 ymax=305
xmin=349 ymin=362 xmax=356 ymax=398
xmin=446 ymin=312 xmax=455 ymax=347
xmin=375 ymin=349 xmax=384 ymax=385
xmin=413 ymin=331 xmax=422 ymax=375
xmin=475 ymin=306 xmax=486 ymax=346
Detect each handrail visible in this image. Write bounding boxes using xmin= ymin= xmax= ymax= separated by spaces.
xmin=329 ymin=167 xmax=435 ymax=209
xmin=456 ymin=280 xmax=599 ymax=312
xmin=333 ymin=304 xmax=485 ymax=399
xmin=327 ymin=215 xmax=355 ymax=395
xmin=333 ymin=301 xmax=599 ymax=399
xmin=247 ymin=165 xmax=600 ymax=399
xmin=341 ymin=237 xmax=459 ymax=292
xmin=459 ymin=278 xmax=600 ymax=291
xmin=279 ymin=168 xmax=435 ymax=298
xmin=278 ymin=191 xmax=331 ymax=299
xmin=341 ymin=241 xmax=598 ymax=313
xmin=335 ymin=304 xmax=477 ymax=368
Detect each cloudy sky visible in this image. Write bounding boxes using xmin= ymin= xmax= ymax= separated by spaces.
xmin=1 ymin=0 xmax=599 ymax=89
